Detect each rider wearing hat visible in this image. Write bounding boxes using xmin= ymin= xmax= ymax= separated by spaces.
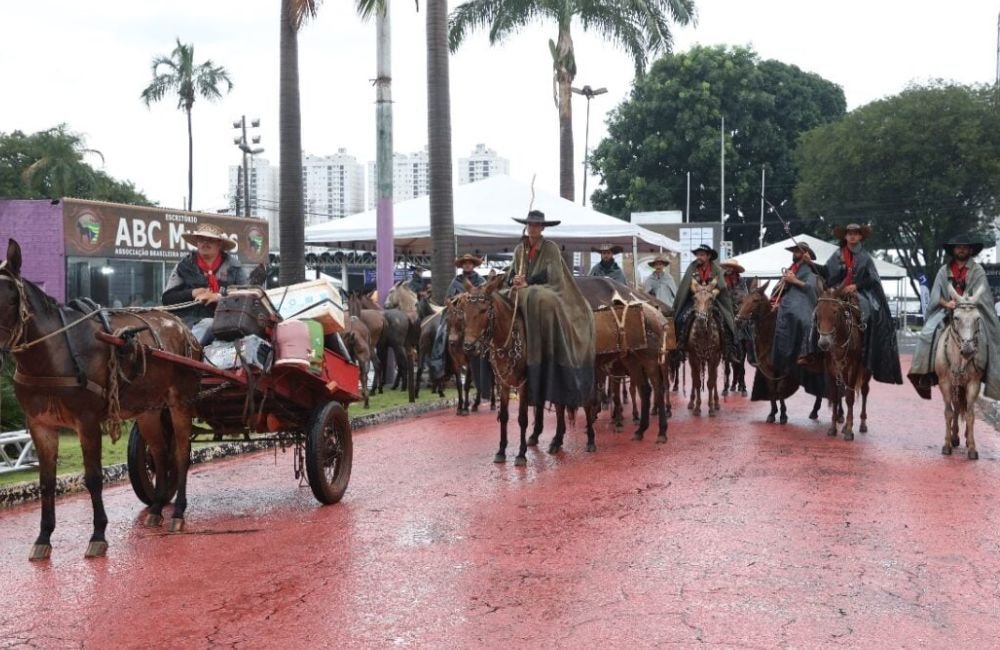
xmin=812 ymin=223 xmax=902 ymax=385
xmin=642 ymin=254 xmax=677 ymax=303
xmin=507 ymin=210 xmax=595 ymax=408
xmin=673 ymin=244 xmax=740 ymax=362
xmin=908 ymin=235 xmax=1000 ymax=399
xmin=770 ymin=243 xmax=824 ymax=397
xmin=588 ymin=243 xmax=628 ymax=284
xmin=162 ymin=222 xmax=248 ymax=328
xmin=406 ymin=264 xmax=429 ymax=297
xmin=447 ymin=253 xmax=485 ymax=298
xmin=432 ymin=254 xmax=492 ymax=397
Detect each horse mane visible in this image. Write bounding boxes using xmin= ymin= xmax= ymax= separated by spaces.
xmin=20 ymin=276 xmax=60 ymax=316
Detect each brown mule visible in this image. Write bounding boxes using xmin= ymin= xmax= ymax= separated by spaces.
xmin=814 ymin=288 xmax=872 ymax=441
xmin=0 ymin=239 xmax=201 ymax=560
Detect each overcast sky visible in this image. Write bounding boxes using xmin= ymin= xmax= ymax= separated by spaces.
xmin=3 ymin=0 xmax=998 ymax=214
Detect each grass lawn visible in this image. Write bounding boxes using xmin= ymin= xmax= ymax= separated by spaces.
xmin=0 ymin=387 xmax=455 ymax=489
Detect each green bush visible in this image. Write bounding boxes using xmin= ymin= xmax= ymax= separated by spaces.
xmin=0 ymin=356 xmax=25 ymax=432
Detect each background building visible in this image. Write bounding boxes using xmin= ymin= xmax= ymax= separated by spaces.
xmin=302 ymin=149 xmax=366 ymax=226
xmin=228 ymin=157 xmax=279 ymax=246
xmin=458 ymin=143 xmax=510 ymax=185
xmin=367 ymin=147 xmax=430 ymax=209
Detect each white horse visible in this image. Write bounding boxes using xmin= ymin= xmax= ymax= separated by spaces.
xmin=934 ymin=285 xmax=986 ymax=459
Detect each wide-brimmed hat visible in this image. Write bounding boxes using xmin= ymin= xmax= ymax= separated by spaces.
xmin=408 ymin=264 xmax=427 ymax=272
xmin=943 ymin=236 xmax=985 ymax=257
xmin=785 ymin=242 xmax=817 ymax=260
xmin=720 ymin=259 xmax=745 ymax=274
xmin=647 ymin=253 xmax=671 ymax=268
xmin=182 ymin=223 xmax=236 ymax=251
xmin=832 ymin=223 xmax=872 ymax=241
xmin=691 ymin=244 xmax=718 ymax=261
xmin=592 ymin=243 xmax=624 ymax=255
xmin=512 ymin=209 xmax=561 ymax=227
xmin=454 ymin=253 xmax=483 ymax=268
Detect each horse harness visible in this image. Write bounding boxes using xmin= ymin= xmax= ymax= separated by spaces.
xmin=814 ymin=296 xmax=864 ymax=392
xmin=942 ymin=304 xmax=982 ymax=395
xmin=457 ymin=293 xmax=525 ymax=389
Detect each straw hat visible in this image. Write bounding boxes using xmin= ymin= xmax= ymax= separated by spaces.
xmin=832 ymin=223 xmax=872 ymax=241
xmin=512 ymin=209 xmax=561 ymax=227
xmin=182 ymin=223 xmax=236 ymax=251
xmin=720 ymin=259 xmax=745 ymax=274
xmin=592 ymin=243 xmax=624 ymax=254
xmin=454 ymin=253 xmax=483 ymax=268
xmin=647 ymin=253 xmax=671 ymax=268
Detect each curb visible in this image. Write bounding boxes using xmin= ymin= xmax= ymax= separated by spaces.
xmin=0 ymin=397 xmax=456 ymax=509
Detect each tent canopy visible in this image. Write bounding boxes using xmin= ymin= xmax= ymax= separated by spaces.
xmin=730 ymin=234 xmax=909 ymax=280
xmin=304 ymin=175 xmax=681 ymax=255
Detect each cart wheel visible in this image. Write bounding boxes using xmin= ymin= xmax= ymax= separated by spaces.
xmin=126 ymin=418 xmax=178 ymax=506
xmin=305 ymin=401 xmax=353 ymax=505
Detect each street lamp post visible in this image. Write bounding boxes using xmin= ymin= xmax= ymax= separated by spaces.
xmin=233 ymin=116 xmax=264 ymax=217
xmin=571 ymin=84 xmax=607 ymax=207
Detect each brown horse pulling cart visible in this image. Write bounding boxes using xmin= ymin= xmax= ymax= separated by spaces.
xmin=95 ymin=330 xmax=359 ymax=506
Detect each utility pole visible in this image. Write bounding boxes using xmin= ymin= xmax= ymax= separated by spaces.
xmin=685 ymin=171 xmax=691 ymax=224
xmin=375 ymin=1 xmax=394 ymax=304
xmin=759 ymin=166 xmax=766 ymax=249
xmin=720 ymin=116 xmax=725 ymax=247
xmin=233 ymin=116 xmax=264 ymax=218
xmin=571 ymin=84 xmax=607 ymax=206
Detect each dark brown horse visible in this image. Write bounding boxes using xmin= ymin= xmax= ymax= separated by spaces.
xmin=341 ymin=314 xmax=373 ymax=408
xmin=685 ymin=280 xmax=723 ymax=416
xmin=348 ymin=293 xmax=384 ymax=394
xmin=456 ymin=274 xmax=595 ymax=464
xmin=0 ymin=240 xmax=201 ymax=560
xmin=814 ymin=288 xmax=871 ymax=440
xmin=736 ymin=281 xmax=826 ymax=424
xmin=383 ymin=283 xmax=421 ymax=402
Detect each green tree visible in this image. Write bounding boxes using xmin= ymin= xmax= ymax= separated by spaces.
xmin=140 ymin=38 xmax=232 ymax=211
xmin=0 ymin=126 xmax=153 ymax=205
xmin=589 ymin=45 xmax=845 ymax=254
xmin=449 ymin=0 xmax=696 ymax=203
xmin=795 ymin=82 xmax=1000 ymax=288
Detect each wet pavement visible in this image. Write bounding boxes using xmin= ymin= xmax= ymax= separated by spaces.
xmin=2 ymin=355 xmax=1000 ymax=648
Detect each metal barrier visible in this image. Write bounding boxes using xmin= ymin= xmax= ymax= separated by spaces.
xmin=0 ymin=430 xmax=36 ymax=474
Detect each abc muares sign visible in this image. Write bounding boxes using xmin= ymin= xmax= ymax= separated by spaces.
xmin=63 ymin=199 xmax=269 ymax=265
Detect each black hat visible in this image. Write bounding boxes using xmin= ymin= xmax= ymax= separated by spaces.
xmin=943 ymin=236 xmax=985 ymax=257
xmin=512 ymin=209 xmax=561 ymax=227
xmin=785 ymin=242 xmax=817 ymax=260
xmin=691 ymin=244 xmax=718 ymax=261
xmin=832 ymin=223 xmax=872 ymax=241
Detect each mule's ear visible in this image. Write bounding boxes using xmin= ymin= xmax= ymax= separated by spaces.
xmin=947 ymin=283 xmax=960 ymax=301
xmin=488 ymin=268 xmax=496 ymax=279
xmin=759 ymin=279 xmax=770 ymax=293
xmin=463 ymin=276 xmax=474 ymax=292
xmin=6 ymin=239 xmax=21 ymax=276
xmin=969 ymin=284 xmax=985 ymax=303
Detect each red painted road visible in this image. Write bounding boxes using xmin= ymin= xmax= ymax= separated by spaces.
xmin=2 ymin=356 xmax=1000 ymax=648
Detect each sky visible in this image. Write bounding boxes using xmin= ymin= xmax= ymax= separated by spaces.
xmin=2 ymin=0 xmax=999 ymax=215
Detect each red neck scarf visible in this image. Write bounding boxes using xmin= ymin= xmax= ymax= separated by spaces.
xmin=841 ymin=246 xmax=855 ymax=286
xmin=696 ymin=263 xmax=713 ymax=284
xmin=195 ymin=253 xmax=224 ymax=292
xmin=526 ymin=238 xmax=541 ymax=262
xmin=949 ymin=260 xmax=969 ymax=295
xmin=725 ymin=273 xmax=739 ymax=290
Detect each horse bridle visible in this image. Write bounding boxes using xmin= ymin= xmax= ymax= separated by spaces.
xmin=945 ymin=303 xmax=980 ymax=351
xmin=0 ymin=263 xmax=33 ymax=352
xmin=814 ymin=297 xmax=862 ymax=349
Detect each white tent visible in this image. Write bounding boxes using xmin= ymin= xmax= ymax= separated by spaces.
xmin=732 ymin=234 xmax=908 ymax=279
xmin=304 ymin=175 xmax=682 ymax=254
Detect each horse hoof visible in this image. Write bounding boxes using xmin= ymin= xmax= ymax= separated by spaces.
xmin=860 ymin=423 xmax=868 ymax=434
xmin=471 ymin=404 xmax=480 ymax=412
xmin=85 ymin=540 xmax=108 ymax=558
xmin=631 ymin=432 xmax=644 ymax=441
xmin=514 ymin=456 xmax=527 ymax=467
xmin=740 ymin=390 xmax=747 ymax=397
xmin=844 ymin=432 xmax=854 ymax=442
xmin=709 ymin=410 xmax=717 ymax=417
xmin=29 ymin=544 xmax=52 ymax=561
xmin=614 ymin=423 xmax=624 ymax=433
xmin=632 ymin=417 xmax=640 ymax=425
xmin=808 ymin=410 xmax=819 ymax=420
xmin=168 ymin=518 xmax=185 ymax=533
xmin=656 ymin=435 xmax=667 ymax=444
xmin=586 ymin=444 xmax=597 ymax=453
xmin=968 ymin=449 xmax=979 ymax=460
xmin=942 ymin=445 xmax=953 ymax=456
xmin=547 ymin=444 xmax=562 ymax=455
xmin=951 ymin=435 xmax=961 ymax=448
xmin=145 ymin=513 xmax=163 ymax=528
xmin=493 ymin=453 xmax=506 ymax=464
xmin=766 ymin=415 xmax=776 ymax=424
xmin=779 ymin=415 xmax=788 ymax=425
xmin=527 ymin=435 xmax=539 ymax=447
xmin=827 ymin=428 xmax=838 ymax=437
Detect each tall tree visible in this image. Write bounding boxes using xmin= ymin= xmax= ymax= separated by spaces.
xmin=278 ymin=0 xmax=318 ymax=286
xmin=449 ymin=0 xmax=695 ymax=202
xmin=427 ymin=0 xmax=456 ymax=302
xmin=794 ymin=82 xmax=1000 ymax=291
xmin=589 ymin=45 xmax=845 ymax=253
xmin=0 ymin=126 xmax=153 ymax=205
xmin=140 ymin=38 xmax=232 ymax=211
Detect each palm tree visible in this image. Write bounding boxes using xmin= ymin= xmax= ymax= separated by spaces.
xmin=20 ymin=125 xmax=103 ymax=198
xmin=449 ymin=0 xmax=696 ymax=202
xmin=140 ymin=38 xmax=232 ymax=211
xmin=278 ymin=0 xmax=319 ymax=286
xmin=426 ymin=0 xmax=456 ymax=303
